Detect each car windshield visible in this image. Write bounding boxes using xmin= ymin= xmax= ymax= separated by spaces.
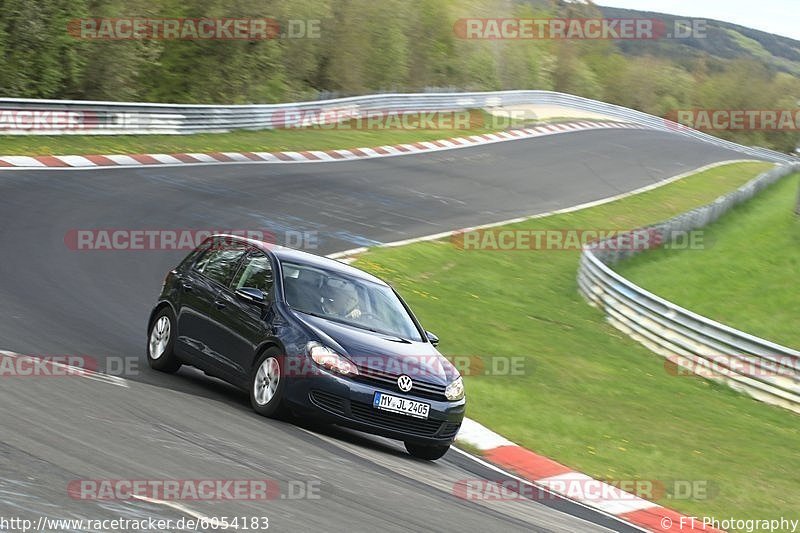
xmin=280 ymin=261 xmax=423 ymax=341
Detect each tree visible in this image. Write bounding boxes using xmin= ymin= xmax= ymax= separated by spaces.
xmin=0 ymin=0 xmax=88 ymax=98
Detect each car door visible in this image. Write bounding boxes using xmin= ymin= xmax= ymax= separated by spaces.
xmin=205 ymin=250 xmax=276 ymax=383
xmin=176 ymin=239 xmax=248 ymax=371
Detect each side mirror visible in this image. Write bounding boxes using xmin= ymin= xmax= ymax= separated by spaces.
xmin=235 ymin=287 xmax=267 ymax=305
xmin=426 ymin=331 xmax=439 ymax=347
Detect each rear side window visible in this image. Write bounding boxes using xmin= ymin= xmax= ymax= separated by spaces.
xmin=194 ymin=241 xmax=248 ymax=287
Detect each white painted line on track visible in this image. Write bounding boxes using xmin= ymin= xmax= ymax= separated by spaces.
xmin=326 ymin=159 xmax=765 ymax=261
xmin=129 ymin=495 xmax=221 ymax=528
xmin=0 ymin=350 xmax=128 ymax=388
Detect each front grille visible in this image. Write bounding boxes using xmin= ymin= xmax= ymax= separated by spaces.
xmin=309 ymin=390 xmax=347 ymax=415
xmin=350 ymin=400 xmax=444 ymax=437
xmin=355 ymin=367 xmax=448 ymax=401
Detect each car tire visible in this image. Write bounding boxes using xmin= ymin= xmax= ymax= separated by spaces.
xmin=250 ymin=348 xmax=288 ymax=418
xmin=404 ymin=442 xmax=451 ymax=461
xmin=147 ymin=308 xmax=181 ymax=373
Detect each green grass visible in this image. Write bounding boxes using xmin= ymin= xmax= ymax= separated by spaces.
xmin=353 ymin=161 xmax=800 ymax=525
xmin=617 ymin=173 xmax=800 ymax=349
xmin=0 ymin=110 xmax=585 ymax=156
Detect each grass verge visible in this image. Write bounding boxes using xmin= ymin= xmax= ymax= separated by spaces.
xmin=0 ymin=111 xmax=587 ymax=156
xmin=617 ymin=173 xmax=800 ymax=349
xmin=354 ymin=161 xmax=800 ymax=523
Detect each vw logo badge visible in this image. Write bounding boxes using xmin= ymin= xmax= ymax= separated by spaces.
xmin=397 ymin=375 xmax=413 ymax=392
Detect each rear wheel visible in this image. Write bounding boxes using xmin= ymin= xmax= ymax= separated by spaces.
xmin=405 ymin=442 xmax=451 ymax=461
xmin=147 ymin=308 xmax=181 ymax=373
xmin=250 ymin=348 xmax=288 ymax=418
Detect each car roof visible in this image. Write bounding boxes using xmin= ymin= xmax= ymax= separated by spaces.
xmin=215 ymin=234 xmax=389 ymax=286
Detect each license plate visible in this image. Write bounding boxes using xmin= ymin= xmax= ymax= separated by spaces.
xmin=373 ymin=392 xmax=430 ymax=419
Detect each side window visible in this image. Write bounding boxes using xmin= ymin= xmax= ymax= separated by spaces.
xmin=234 ymin=254 xmax=274 ymax=294
xmin=194 ymin=241 xmax=248 ymax=287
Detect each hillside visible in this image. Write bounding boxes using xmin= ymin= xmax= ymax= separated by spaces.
xmin=599 ymin=6 xmax=800 ymax=75
xmin=517 ymin=0 xmax=800 ymax=75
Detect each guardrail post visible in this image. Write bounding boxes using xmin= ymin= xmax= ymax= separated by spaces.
xmin=795 ymin=179 xmax=800 ymax=216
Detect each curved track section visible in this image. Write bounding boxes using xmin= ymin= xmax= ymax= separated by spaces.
xmin=0 ymin=128 xmax=755 ymax=531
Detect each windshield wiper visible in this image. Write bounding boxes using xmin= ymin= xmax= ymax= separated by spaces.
xmin=295 ymin=309 xmax=328 ymax=320
xmin=384 ymin=336 xmax=412 ymax=343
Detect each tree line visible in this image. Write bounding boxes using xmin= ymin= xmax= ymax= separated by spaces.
xmin=0 ymin=0 xmax=797 ymax=151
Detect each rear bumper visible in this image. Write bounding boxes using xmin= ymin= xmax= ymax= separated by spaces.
xmin=283 ymin=371 xmax=465 ymax=446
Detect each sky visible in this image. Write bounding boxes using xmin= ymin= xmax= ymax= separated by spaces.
xmin=597 ymin=0 xmax=799 ymax=40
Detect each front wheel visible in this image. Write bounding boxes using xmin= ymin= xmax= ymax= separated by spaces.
xmin=147 ymin=308 xmax=181 ymax=373
xmin=405 ymin=442 xmax=451 ymax=461
xmin=250 ymin=349 xmax=288 ymax=418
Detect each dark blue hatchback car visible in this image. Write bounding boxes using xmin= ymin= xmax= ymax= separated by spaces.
xmin=147 ymin=234 xmax=465 ymax=460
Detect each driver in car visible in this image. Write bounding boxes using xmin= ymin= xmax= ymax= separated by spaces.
xmin=320 ymin=281 xmax=362 ymax=319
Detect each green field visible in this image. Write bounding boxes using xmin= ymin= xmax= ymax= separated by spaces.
xmin=353 ymin=161 xmax=800 ymax=524
xmin=0 ymin=111 xmax=567 ymax=156
xmin=617 ymin=173 xmax=800 ymax=349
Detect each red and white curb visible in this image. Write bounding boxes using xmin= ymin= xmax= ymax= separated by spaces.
xmin=455 ymin=418 xmax=723 ymax=532
xmin=0 ymin=121 xmax=644 ymax=170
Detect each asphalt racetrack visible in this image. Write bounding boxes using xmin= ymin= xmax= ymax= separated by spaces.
xmin=0 ymin=128 xmax=756 ymax=531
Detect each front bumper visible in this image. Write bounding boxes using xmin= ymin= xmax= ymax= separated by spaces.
xmin=283 ymin=370 xmax=465 ymax=446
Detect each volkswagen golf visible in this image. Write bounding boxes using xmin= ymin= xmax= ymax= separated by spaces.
xmin=147 ymin=234 xmax=465 ymax=460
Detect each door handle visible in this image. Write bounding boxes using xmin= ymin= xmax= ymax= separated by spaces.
xmin=214 ymin=300 xmax=227 ymax=310
xmin=181 ymin=282 xmax=193 ymax=292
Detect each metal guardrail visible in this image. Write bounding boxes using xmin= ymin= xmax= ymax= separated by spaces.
xmin=578 ymin=163 xmax=800 ymax=413
xmin=0 ymin=91 xmax=794 ymax=163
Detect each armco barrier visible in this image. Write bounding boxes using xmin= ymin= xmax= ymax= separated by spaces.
xmin=0 ymin=91 xmax=793 ymax=163
xmin=578 ymin=163 xmax=800 ymax=413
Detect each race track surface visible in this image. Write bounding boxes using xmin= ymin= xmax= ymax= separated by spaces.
xmin=0 ymin=128 xmax=755 ymax=531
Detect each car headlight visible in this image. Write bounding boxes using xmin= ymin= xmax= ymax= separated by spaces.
xmin=307 ymin=342 xmax=359 ymax=376
xmin=445 ymin=376 xmax=465 ymax=401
